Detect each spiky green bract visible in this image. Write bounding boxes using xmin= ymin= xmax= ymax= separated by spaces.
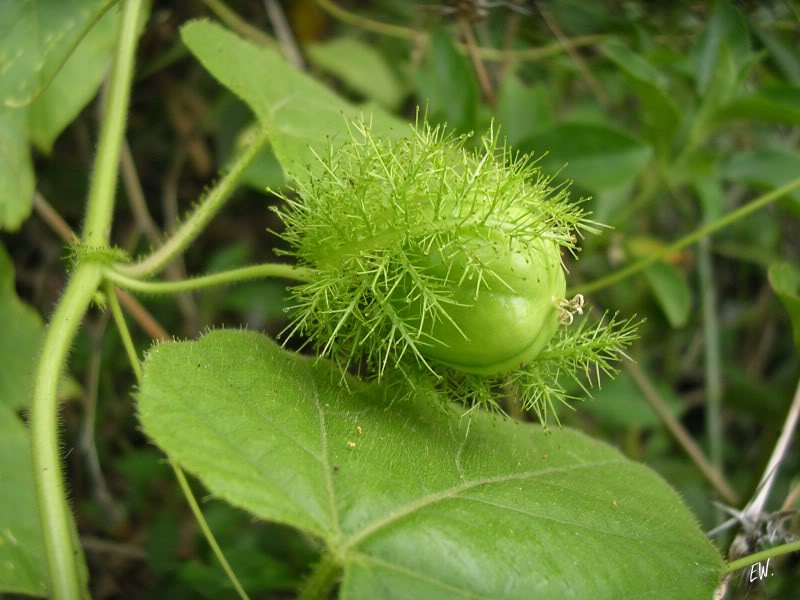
xmin=275 ymin=118 xmax=636 ymax=423
xmin=276 ymin=120 xmax=591 ymax=375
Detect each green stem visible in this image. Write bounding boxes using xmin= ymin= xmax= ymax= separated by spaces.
xmin=722 ymin=539 xmax=800 ymax=575
xmin=30 ymin=2 xmax=144 ymax=597
xmin=117 ymin=127 xmax=271 ymax=279
xmin=105 ymin=283 xmax=143 ymax=381
xmin=570 ymin=177 xmax=800 ymax=296
xmin=31 ymin=266 xmax=101 ymax=599
xmin=105 ymin=284 xmax=250 ymax=600
xmin=171 ymin=463 xmax=251 ymax=600
xmin=83 ymin=0 xmax=144 ymax=247
xmin=298 ymin=553 xmax=342 ymax=600
xmin=699 ymin=236 xmax=723 ymax=515
xmin=105 ymin=262 xmax=316 ymax=295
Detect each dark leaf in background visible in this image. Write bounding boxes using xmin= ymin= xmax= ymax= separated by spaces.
xmin=416 ymin=28 xmax=479 ymax=133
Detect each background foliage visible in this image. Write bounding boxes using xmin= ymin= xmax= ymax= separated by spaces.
xmin=1 ymin=0 xmax=799 ymax=598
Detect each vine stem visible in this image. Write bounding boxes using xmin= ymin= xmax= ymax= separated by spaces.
xmin=571 ymin=177 xmax=800 ymax=295
xmin=29 ymin=2 xmax=144 ymax=597
xmin=105 ymin=262 xmax=316 ymax=294
xmin=722 ymin=539 xmax=800 ymax=575
xmin=105 ymin=282 xmax=250 ymax=600
xmin=116 ymin=127 xmax=271 ymax=279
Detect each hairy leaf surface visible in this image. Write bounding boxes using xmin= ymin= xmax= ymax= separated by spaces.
xmin=138 ymin=330 xmax=722 ymax=599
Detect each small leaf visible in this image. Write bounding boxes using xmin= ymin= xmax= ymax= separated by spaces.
xmin=751 ymin=25 xmax=800 ymax=85
xmin=181 ymin=20 xmax=403 ymax=184
xmin=0 ymin=243 xmax=44 ymax=408
xmin=644 ymin=262 xmax=692 ymax=328
xmin=691 ymin=0 xmax=749 ymax=94
xmin=138 ymin=330 xmax=723 ymax=599
xmin=0 ymin=403 xmax=47 ymax=596
xmin=715 ymin=85 xmax=800 ymax=127
xmin=306 ymin=36 xmax=405 ymax=110
xmin=415 ymin=28 xmax=479 ymax=133
xmin=720 ymin=149 xmax=800 ymax=205
xmin=601 ymin=40 xmax=680 ymax=150
xmin=496 ymin=73 xmax=553 ymax=149
xmin=581 ymin=371 xmax=685 ymax=430
xmin=768 ymin=262 xmax=800 ymax=348
xmin=0 ymin=107 xmax=34 ymax=230
xmin=519 ymin=123 xmax=652 ymax=192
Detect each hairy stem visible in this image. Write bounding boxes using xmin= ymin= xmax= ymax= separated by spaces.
xmin=571 ymin=177 xmax=800 ymax=295
xmin=117 ymin=127 xmax=271 ymax=278
xmin=31 ymin=266 xmax=101 ymax=599
xmin=105 ymin=262 xmax=316 ymax=294
xmin=298 ymin=553 xmax=342 ymax=600
xmin=722 ymin=539 xmax=800 ymax=575
xmin=29 ymin=2 xmax=144 ymax=597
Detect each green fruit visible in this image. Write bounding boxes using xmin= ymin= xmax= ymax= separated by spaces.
xmin=403 ymin=232 xmax=565 ymax=376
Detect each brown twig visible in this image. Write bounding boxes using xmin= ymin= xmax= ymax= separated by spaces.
xmin=626 ymin=357 xmax=740 ymax=505
xmin=782 ymin=481 xmax=800 ymax=511
xmin=33 ymin=192 xmax=78 ymax=245
xmin=79 ymin=315 xmax=126 ymax=525
xmin=534 ymin=2 xmax=609 ymax=107
xmin=81 ymin=535 xmax=147 ymax=560
xmin=263 ymin=0 xmax=305 ymax=69
xmin=203 ymin=0 xmax=276 ymax=48
xmin=313 ymin=0 xmax=604 ymax=62
xmin=120 ymin=140 xmax=161 ymax=242
xmin=458 ymin=17 xmax=496 ymax=106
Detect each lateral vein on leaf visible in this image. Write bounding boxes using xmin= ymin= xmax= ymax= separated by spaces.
xmin=340 ymin=458 xmax=626 ymax=551
xmin=348 ymin=552 xmax=488 ymax=599
xmin=455 ymin=495 xmax=679 ymax=548
xmin=310 ymin=365 xmax=343 ymax=542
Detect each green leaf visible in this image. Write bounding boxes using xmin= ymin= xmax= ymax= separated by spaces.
xmin=416 ymin=28 xmax=479 ymax=133
xmin=0 ymin=107 xmax=34 ymax=230
xmin=138 ymin=330 xmax=723 ymax=599
xmin=768 ymin=262 xmax=800 ymax=348
xmin=181 ymin=20 xmax=404 ymax=183
xmin=601 ymin=40 xmax=680 ymax=150
xmin=496 ymin=73 xmax=553 ymax=149
xmin=0 ymin=0 xmax=116 ymax=107
xmin=581 ymin=371 xmax=684 ymax=430
xmin=0 ymin=243 xmax=44 ymax=409
xmin=751 ymin=25 xmax=800 ymax=85
xmin=306 ymin=36 xmax=405 ymax=110
xmin=519 ymin=123 xmax=652 ymax=192
xmin=27 ymin=3 xmax=120 ymax=152
xmin=691 ymin=0 xmax=749 ymax=94
xmin=720 ymin=149 xmax=800 ymax=205
xmin=0 ymin=403 xmax=47 ymax=596
xmin=644 ymin=262 xmax=692 ymax=328
xmin=715 ymin=85 xmax=800 ymax=127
